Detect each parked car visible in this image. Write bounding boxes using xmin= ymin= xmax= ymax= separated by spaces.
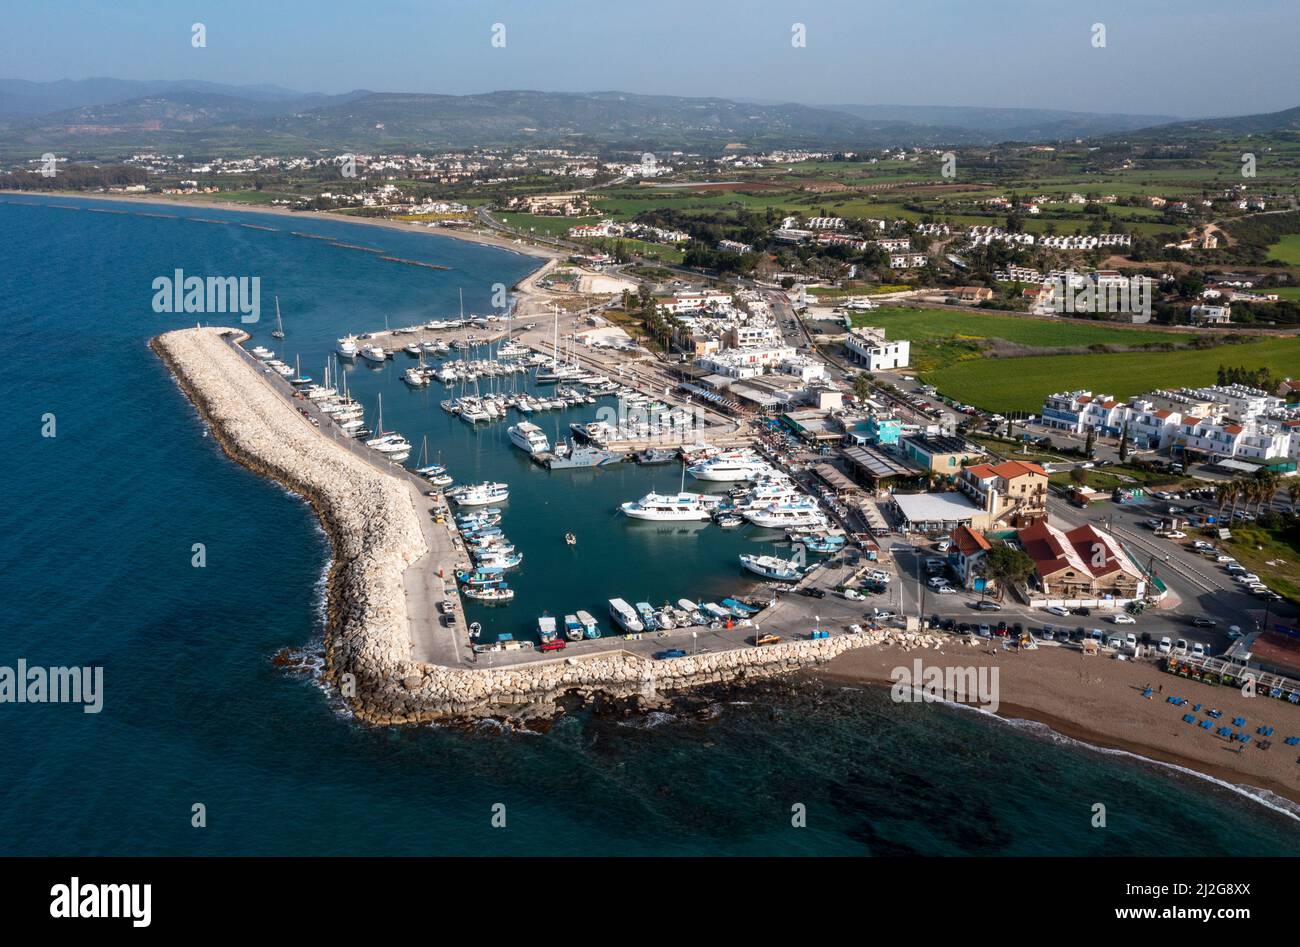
xmin=1045 ymin=605 xmax=1071 ymax=617
xmin=799 ymin=587 xmax=826 ymax=599
xmin=1110 ymin=613 xmax=1135 ymax=625
xmin=751 ymin=634 xmax=782 ymax=647
xmin=872 ymin=610 xmax=895 ymax=621
xmin=655 ymin=649 xmax=688 ymax=659
xmin=1191 ymin=643 xmax=1206 ymax=658
xmin=1190 ymin=617 xmax=1217 ymax=628
xmin=1158 ymin=636 xmax=1173 ymax=654
xmin=1125 ymin=633 xmax=1138 ymax=650
xmin=935 ymin=585 xmax=956 ymax=594
xmin=1174 ymin=638 xmax=1189 ymax=654
xmin=975 ymin=600 xmax=1002 ymax=611
xmin=540 ymin=638 xmax=567 ymax=653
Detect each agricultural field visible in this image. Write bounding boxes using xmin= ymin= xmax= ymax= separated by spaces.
xmin=1266 ymin=234 xmax=1300 ymax=265
xmin=931 ymin=335 xmax=1300 ymax=414
xmin=496 ymin=212 xmax=599 ymax=237
xmin=850 ymin=306 xmax=1196 ymax=374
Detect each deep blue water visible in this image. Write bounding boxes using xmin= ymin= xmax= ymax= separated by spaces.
xmin=2 ymin=194 xmax=1299 ymax=856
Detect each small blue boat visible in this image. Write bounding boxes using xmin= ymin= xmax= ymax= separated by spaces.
xmin=721 ymin=597 xmax=760 ymax=616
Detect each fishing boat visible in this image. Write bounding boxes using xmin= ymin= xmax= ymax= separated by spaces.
xmin=361 ymin=345 xmax=387 ymax=363
xmin=635 ymin=602 xmax=660 ymax=631
xmin=456 ymin=566 xmax=506 ymax=586
xmin=448 ymin=482 xmax=510 ymax=507
xmin=251 ymin=345 xmax=274 ymax=360
xmin=676 ymin=599 xmax=706 ymax=626
xmin=655 ymin=606 xmax=677 ymax=630
xmin=271 ymin=296 xmax=286 ymax=339
xmin=463 ymin=585 xmax=514 ymax=603
xmin=537 ymin=615 xmax=558 ymax=641
xmin=475 ymin=550 xmax=522 ymax=569
xmin=721 ymin=597 xmax=761 ymax=616
xmin=738 ymin=553 xmax=803 ymax=581
xmin=564 ymin=614 xmax=585 ymax=642
xmin=701 ymin=602 xmax=732 ymax=622
xmin=468 ymin=622 xmax=482 ymax=641
xmin=575 ymin=610 xmax=601 ymax=639
xmin=714 ymin=512 xmax=745 ymax=528
xmin=609 ymin=598 xmax=644 ymax=633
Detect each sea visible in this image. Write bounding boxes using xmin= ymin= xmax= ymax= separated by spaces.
xmin=2 ymin=193 xmax=1298 ymax=856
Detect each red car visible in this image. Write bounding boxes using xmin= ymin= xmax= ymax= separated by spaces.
xmin=539 ymin=638 xmax=567 ymax=653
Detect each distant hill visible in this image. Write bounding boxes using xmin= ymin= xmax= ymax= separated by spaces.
xmin=4 ymin=79 xmax=1289 ymax=157
xmin=1107 ymin=104 xmax=1300 ymax=140
xmin=823 ymin=104 xmax=1182 ymax=142
xmin=0 ymin=78 xmax=331 ymax=117
xmin=0 ymin=86 xmax=989 ymax=155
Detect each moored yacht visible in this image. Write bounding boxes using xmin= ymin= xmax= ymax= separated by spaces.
xmin=620 ymin=491 xmax=716 ymax=521
xmin=507 ymin=421 xmax=550 ymax=455
xmin=336 ymin=335 xmax=359 ymax=359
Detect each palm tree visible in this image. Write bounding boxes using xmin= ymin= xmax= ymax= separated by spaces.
xmin=1214 ymin=482 xmax=1232 ymax=515
xmin=1254 ymin=470 xmax=1281 ymax=515
xmin=1225 ymin=480 xmax=1244 ymax=521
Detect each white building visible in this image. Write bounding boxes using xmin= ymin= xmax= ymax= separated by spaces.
xmin=844 ymin=327 xmax=910 ymax=370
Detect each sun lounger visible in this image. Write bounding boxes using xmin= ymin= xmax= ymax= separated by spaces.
xmin=1199 ymin=719 xmax=1214 ymax=730
xmin=1232 ymin=716 xmax=1246 ymax=727
xmin=1285 ymin=736 xmax=1300 ymax=746
xmin=1182 ymin=714 xmax=1196 ymax=724
xmin=1216 ymin=727 xmax=1234 ymax=737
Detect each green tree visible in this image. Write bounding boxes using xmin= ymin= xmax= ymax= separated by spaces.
xmin=983 ymin=545 xmax=1037 ymax=601
xmin=1118 ymin=423 xmax=1129 ymax=463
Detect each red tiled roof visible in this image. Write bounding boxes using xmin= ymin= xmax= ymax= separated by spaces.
xmin=951 ymin=524 xmax=991 ymax=556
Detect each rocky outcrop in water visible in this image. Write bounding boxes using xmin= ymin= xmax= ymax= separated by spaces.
xmin=154 ymin=327 xmax=888 ymax=726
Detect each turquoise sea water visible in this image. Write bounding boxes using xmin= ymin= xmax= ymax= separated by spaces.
xmin=2 ymin=194 xmax=1299 ymax=856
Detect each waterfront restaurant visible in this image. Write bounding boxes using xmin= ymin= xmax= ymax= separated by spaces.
xmin=890 ymin=491 xmax=987 ymax=535
xmin=842 ymin=444 xmax=920 ymax=490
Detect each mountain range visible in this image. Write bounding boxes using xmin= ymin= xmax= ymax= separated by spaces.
xmin=0 ymin=79 xmax=1294 ymax=157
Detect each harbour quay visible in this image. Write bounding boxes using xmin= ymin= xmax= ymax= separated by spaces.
xmin=153 ymin=326 xmax=887 ymax=725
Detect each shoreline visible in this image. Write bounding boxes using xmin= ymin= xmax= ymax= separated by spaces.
xmin=818 ymin=643 xmax=1300 ymax=810
xmin=0 ymin=189 xmax=565 ymax=263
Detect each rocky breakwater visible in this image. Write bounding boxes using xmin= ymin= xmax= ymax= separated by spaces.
xmin=154 ymin=327 xmax=891 ymax=725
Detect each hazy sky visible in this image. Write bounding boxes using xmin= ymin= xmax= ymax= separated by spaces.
xmin=5 ymin=0 xmax=1298 ymax=117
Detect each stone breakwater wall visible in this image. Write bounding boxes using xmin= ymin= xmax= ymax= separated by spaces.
xmin=154 ymin=327 xmax=888 ymax=725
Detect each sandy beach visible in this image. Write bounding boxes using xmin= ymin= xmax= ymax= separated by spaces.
xmin=819 ymin=642 xmax=1300 ymax=810
xmin=5 ymin=189 xmax=566 ymax=263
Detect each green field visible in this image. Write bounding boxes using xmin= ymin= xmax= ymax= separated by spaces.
xmin=852 ymin=307 xmax=1194 ymax=374
xmin=1266 ymin=234 xmax=1300 ymax=265
xmin=931 ymin=336 xmax=1300 ymax=414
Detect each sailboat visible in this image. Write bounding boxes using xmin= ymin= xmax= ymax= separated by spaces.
xmin=271 ymin=296 xmax=285 ymax=339
xmin=365 ymin=393 xmax=410 ymax=459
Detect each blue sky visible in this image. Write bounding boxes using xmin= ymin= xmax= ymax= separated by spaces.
xmin=5 ymin=0 xmax=1298 ymax=116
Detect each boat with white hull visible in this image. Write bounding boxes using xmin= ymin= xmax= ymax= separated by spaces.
xmin=507 ymin=421 xmax=550 ymax=455
xmin=739 ymin=554 xmax=803 ymax=581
